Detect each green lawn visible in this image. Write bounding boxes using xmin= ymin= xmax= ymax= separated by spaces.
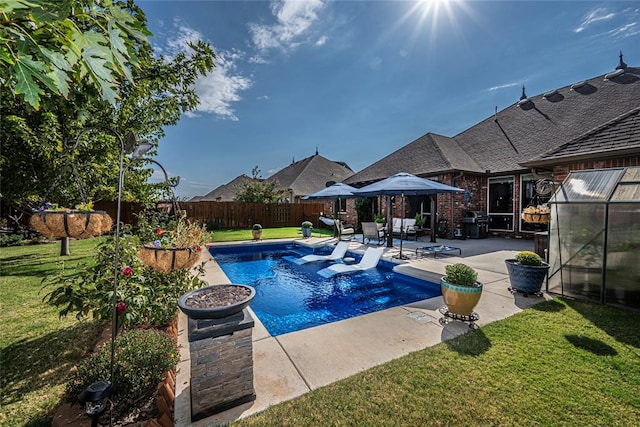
xmin=3 ymin=233 xmax=639 ymax=426
xmin=210 ymin=226 xmax=334 ymax=242
xmin=0 ymin=238 xmax=106 ymax=427
xmin=236 ymin=299 xmax=640 ymax=426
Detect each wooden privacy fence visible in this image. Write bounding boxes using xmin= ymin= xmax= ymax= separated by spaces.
xmin=92 ymin=201 xmax=325 ymax=229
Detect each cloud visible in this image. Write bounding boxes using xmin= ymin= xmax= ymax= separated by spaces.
xmin=160 ymin=19 xmax=252 ymax=121
xmin=249 ymin=55 xmax=269 ymax=64
xmin=249 ymin=0 xmax=326 ymax=52
xmin=608 ymin=22 xmax=639 ymax=37
xmin=315 ymin=35 xmax=328 ymax=46
xmin=488 ymin=82 xmax=520 ymax=92
xmin=574 ymin=8 xmax=615 ymax=33
xmin=257 ymin=95 xmax=269 ymax=100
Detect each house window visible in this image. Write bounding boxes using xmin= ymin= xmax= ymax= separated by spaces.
xmin=334 ymin=199 xmax=346 ymax=213
xmin=488 ymin=176 xmax=514 ymax=231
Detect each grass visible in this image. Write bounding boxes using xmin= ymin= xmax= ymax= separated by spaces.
xmin=235 ymin=299 xmax=640 ymax=426
xmin=0 ymin=239 xmax=105 ymax=427
xmin=210 ymin=226 xmax=334 ymax=242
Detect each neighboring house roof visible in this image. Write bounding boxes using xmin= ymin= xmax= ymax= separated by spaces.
xmin=346 ymin=60 xmax=640 ymax=185
xmin=523 ymin=107 xmax=640 ymax=167
xmin=198 ymin=174 xmax=259 ymax=201
xmin=188 ymin=195 xmax=203 ymax=202
xmin=267 ymin=153 xmax=354 ymax=198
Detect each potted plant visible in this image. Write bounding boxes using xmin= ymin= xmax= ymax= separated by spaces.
xmin=29 ymin=201 xmax=113 ymax=239
xmin=521 ymin=204 xmax=551 ymax=224
xmin=374 ymin=214 xmax=386 ymax=230
xmin=301 ymin=221 xmax=313 ymax=238
xmin=505 ymin=250 xmax=549 ymax=296
xmin=440 ymin=263 xmax=483 ymax=318
xmin=138 ymin=215 xmax=209 ymax=273
xmin=251 ymin=224 xmax=262 ymax=240
xmin=414 ymin=213 xmax=426 ymax=229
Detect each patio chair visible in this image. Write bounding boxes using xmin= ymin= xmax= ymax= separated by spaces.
xmin=361 ymin=222 xmax=385 ymax=245
xmin=335 ymin=219 xmax=355 ymax=240
xmin=317 ymin=247 xmax=384 ymax=278
xmin=293 ymin=241 xmax=350 ymax=265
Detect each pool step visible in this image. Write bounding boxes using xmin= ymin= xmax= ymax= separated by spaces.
xmin=349 ymin=286 xmax=392 ymax=303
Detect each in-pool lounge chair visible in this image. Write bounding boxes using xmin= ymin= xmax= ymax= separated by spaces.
xmin=293 ymin=241 xmax=350 ymax=265
xmin=317 ymin=247 xmax=384 ymax=278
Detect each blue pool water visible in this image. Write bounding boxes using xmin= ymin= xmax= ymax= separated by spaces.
xmin=208 ymin=243 xmax=441 ymax=336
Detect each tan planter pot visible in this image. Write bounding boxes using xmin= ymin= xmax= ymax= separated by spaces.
xmin=138 ymin=245 xmax=201 ymax=273
xmin=440 ymin=277 xmax=483 ymax=316
xmin=251 ymin=230 xmax=262 ymax=240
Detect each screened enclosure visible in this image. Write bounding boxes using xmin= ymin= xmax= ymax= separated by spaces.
xmin=547 ymin=167 xmax=640 ymax=310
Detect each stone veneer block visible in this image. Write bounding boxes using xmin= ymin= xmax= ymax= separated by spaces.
xmin=188 ymin=308 xmax=256 ymax=421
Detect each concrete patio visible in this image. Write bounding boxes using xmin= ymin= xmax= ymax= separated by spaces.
xmin=174 ymin=236 xmax=552 ymax=426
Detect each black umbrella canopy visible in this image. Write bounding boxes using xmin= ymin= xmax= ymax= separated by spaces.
xmin=353 ymin=172 xmax=464 ymax=197
xmin=303 ymin=182 xmax=358 ymax=200
xmin=354 ymin=173 xmax=464 ymax=254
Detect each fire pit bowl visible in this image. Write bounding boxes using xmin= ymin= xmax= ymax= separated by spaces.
xmin=178 ymin=284 xmax=256 ymax=319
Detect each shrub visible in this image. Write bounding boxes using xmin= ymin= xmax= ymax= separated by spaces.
xmin=0 ymin=233 xmax=24 ymax=247
xmin=301 ymin=221 xmax=313 ymax=229
xmin=374 ymin=214 xmax=385 ymax=223
xmin=515 ymin=250 xmax=543 ymax=266
xmin=43 ymin=232 xmax=207 ymax=328
xmin=444 ymin=263 xmax=478 ymax=286
xmin=66 ymin=329 xmax=178 ymax=419
xmin=252 ymin=224 xmax=262 ymax=231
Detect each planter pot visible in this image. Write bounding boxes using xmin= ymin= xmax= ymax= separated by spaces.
xmin=521 ymin=212 xmax=550 ymax=224
xmin=138 ymin=245 xmax=201 ymax=273
xmin=505 ymin=259 xmax=549 ymax=295
xmin=251 ymin=230 xmax=262 ymax=240
xmin=302 ymin=227 xmax=312 ymax=238
xmin=440 ymin=277 xmax=483 ymax=316
xmin=178 ymin=284 xmax=256 ymax=319
xmin=30 ymin=210 xmax=112 ymax=239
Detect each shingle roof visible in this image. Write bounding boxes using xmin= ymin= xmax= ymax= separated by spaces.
xmin=268 ymin=154 xmax=354 ymax=197
xmin=346 ymin=63 xmax=640 ymax=185
xmin=523 ymin=107 xmax=640 ymax=167
xmin=344 ymin=133 xmax=483 ymax=185
xmin=199 ymin=174 xmax=258 ymax=201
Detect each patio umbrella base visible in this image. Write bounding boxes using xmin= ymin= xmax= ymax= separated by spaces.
xmin=392 ymin=254 xmax=410 ymax=260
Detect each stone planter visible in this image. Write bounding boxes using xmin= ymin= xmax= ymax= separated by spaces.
xmin=178 ymin=284 xmax=255 ymax=319
xmin=179 ymin=284 xmax=256 ymax=421
xmin=440 ymin=277 xmax=483 ymax=317
xmin=251 ymin=230 xmax=262 ymax=240
xmin=505 ymin=259 xmax=549 ymax=296
xmin=302 ymin=227 xmax=312 ymax=238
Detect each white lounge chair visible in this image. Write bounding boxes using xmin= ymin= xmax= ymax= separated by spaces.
xmin=317 ymin=247 xmax=384 ymax=278
xmin=293 ymin=241 xmax=350 ymax=265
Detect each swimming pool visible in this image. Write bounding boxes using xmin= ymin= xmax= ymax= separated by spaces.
xmin=208 ymin=243 xmax=441 ymax=336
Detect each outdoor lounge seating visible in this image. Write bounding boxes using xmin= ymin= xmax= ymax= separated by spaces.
xmin=415 ymin=245 xmax=461 ymax=258
xmin=361 ymin=222 xmax=385 ymax=245
xmin=293 ymin=241 xmax=350 ymax=265
xmin=317 ymin=247 xmax=384 ymax=278
xmin=391 ymin=218 xmax=416 ymax=238
xmin=319 ymin=216 xmax=355 ymax=240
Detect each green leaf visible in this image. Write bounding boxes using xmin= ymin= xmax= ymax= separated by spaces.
xmin=40 ymin=47 xmax=71 ymax=72
xmin=46 ymin=66 xmax=69 ymax=98
xmin=13 ymin=59 xmax=46 ymax=108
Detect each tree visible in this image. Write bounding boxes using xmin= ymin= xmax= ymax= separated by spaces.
xmin=234 ymin=166 xmax=289 ymax=203
xmin=0 ymin=0 xmax=216 ymax=212
xmin=0 ymin=0 xmax=151 ymax=109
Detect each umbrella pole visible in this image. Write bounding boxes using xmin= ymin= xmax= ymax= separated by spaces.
xmin=386 ymin=195 xmax=393 ymax=247
xmin=336 ymin=197 xmax=341 ymax=241
xmin=394 ymin=193 xmax=407 ymax=260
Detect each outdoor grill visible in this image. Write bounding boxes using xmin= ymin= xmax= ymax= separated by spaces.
xmin=462 ymin=211 xmax=488 ymax=239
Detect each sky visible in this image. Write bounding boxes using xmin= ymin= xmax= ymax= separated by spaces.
xmin=137 ymin=0 xmax=640 ymax=199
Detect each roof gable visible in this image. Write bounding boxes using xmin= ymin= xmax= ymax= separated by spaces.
xmin=268 ymin=154 xmax=354 ymax=196
xmin=199 ymin=174 xmax=258 ymax=201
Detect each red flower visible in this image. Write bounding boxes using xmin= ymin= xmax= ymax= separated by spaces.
xmin=206 ymin=244 xmax=211 ymax=249
xmin=122 ymin=267 xmax=133 ymax=276
xmin=116 ymin=301 xmax=127 ymax=316
xmin=155 ymin=228 xmax=164 ymax=235
xmin=194 ymin=232 xmax=200 ymax=237
xmin=196 ymin=246 xmax=202 ymax=251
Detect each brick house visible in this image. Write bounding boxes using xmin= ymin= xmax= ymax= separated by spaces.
xmin=344 ymin=54 xmax=640 ymax=238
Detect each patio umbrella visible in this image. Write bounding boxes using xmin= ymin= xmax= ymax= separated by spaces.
xmin=303 ymin=182 xmax=358 ymax=240
xmin=354 ymin=172 xmax=464 ymax=258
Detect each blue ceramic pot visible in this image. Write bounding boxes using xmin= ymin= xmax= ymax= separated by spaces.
xmin=505 ymin=259 xmax=549 ymax=294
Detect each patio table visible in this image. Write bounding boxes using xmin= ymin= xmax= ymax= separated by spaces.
xmin=415 ymin=245 xmax=461 ymax=258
